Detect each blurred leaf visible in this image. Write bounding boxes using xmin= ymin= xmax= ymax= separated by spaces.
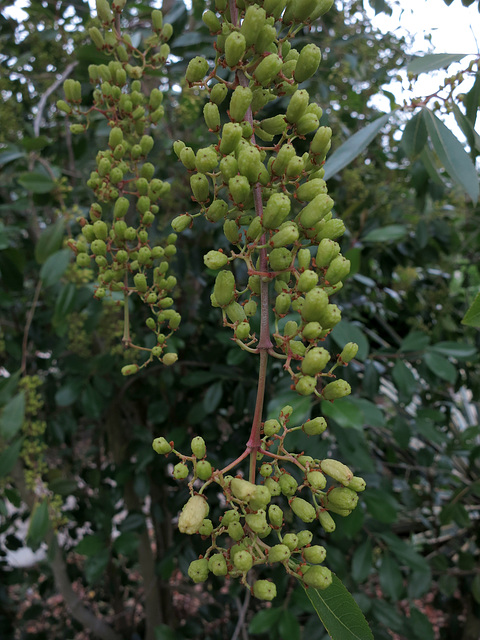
xmin=378 ymin=532 xmax=430 ymax=574
xmin=0 ymin=438 xmax=23 ymax=477
xmin=18 ymin=171 xmax=56 ymax=194
xmin=0 ymin=145 xmax=27 ymax=165
xmin=379 ymin=553 xmax=404 ymax=601
xmin=331 ymin=321 xmax=369 ymax=361
xmin=279 ymin=610 xmax=300 ymax=640
xmin=35 ymin=218 xmax=65 ymax=264
xmin=462 ymin=292 xmax=480 ymax=327
xmin=465 ymin=70 xmax=480 ymax=126
xmin=85 ymin=552 xmax=110 ymax=584
xmin=303 ymin=574 xmax=374 ymax=640
xmin=323 ymin=113 xmax=391 ymax=180
xmin=249 ymin=607 xmax=282 ymax=634
xmin=351 ymin=538 xmax=373 ymax=583
xmin=408 ymin=607 xmax=434 ymax=640
xmin=400 ymin=331 xmax=430 ymax=352
xmin=203 ymin=381 xmax=223 ymax=414
xmin=113 ymin=532 xmax=139 ymax=557
xmin=76 ymin=534 xmax=107 ymax=557
xmin=321 ymin=399 xmax=363 ymax=429
xmin=0 ymin=391 xmax=25 ymax=440
xmin=423 ymin=108 xmax=479 ymax=203
xmin=407 ymin=569 xmax=432 ymax=599
xmin=430 ymin=341 xmax=476 ymax=359
xmin=402 ymin=111 xmax=427 ymax=158
xmin=391 ymin=360 xmax=417 ymax=404
xmin=363 ymin=489 xmax=398 ymax=523
xmin=362 ymin=225 xmax=407 ymax=243
xmin=424 ymin=352 xmax=457 ymax=383
xmin=39 ymin=249 xmax=71 ymax=287
xmin=27 ymin=500 xmax=50 ymax=548
xmin=407 ymin=53 xmax=467 ymax=74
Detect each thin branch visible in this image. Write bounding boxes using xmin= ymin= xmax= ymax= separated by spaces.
xmin=34 ymin=61 xmax=78 ymax=137
xmin=231 ymin=590 xmax=250 ymax=640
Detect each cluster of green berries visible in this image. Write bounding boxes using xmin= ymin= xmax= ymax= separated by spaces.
xmin=59 ymin=2 xmax=180 ymax=371
xmin=171 ymin=0 xmax=356 ymax=398
xmin=153 ymin=405 xmax=365 ymax=599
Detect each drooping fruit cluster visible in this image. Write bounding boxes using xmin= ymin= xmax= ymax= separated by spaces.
xmin=59 ymin=1 xmax=180 ymax=371
xmin=153 ymin=405 xmax=366 ymax=599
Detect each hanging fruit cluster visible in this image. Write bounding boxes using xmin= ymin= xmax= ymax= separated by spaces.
xmin=59 ymin=0 xmax=180 ymax=370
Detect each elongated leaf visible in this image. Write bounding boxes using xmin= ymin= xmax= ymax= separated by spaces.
xmin=402 ymin=111 xmax=427 ymax=158
xmin=430 ymin=341 xmax=476 ymax=359
xmin=0 ymin=391 xmax=25 ymax=440
xmin=323 ymin=113 xmax=391 ymax=179
xmin=35 ymin=218 xmax=65 ymax=264
xmin=303 ymin=574 xmax=374 ymax=640
xmin=462 ymin=292 xmax=480 ymax=327
xmin=423 ymin=108 xmax=479 ymax=203
xmin=249 ymin=607 xmax=282 ymax=634
xmin=40 ymin=249 xmax=71 ymax=287
xmin=18 ymin=171 xmax=56 ymax=194
xmin=27 ymin=500 xmax=50 ymax=548
xmin=407 ymin=53 xmax=467 ymax=74
xmin=0 ymin=438 xmax=23 ymax=477
xmin=424 ymin=352 xmax=457 ymax=383
xmin=452 ymin=104 xmax=480 ymax=156
xmin=465 ymin=71 xmax=480 ymax=126
xmin=0 ymin=147 xmax=27 ymax=166
xmin=362 ymin=225 xmax=407 ymax=243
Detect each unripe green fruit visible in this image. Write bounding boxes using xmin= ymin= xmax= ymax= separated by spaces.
xmin=275 ymin=292 xmax=291 ymax=315
xmin=121 ymin=364 xmax=139 ymax=376
xmin=214 ymin=270 xmax=235 ymax=306
xmin=180 ymin=146 xmax=196 ymax=170
xmin=219 ymin=122 xmax=243 ymax=155
xmin=270 ymin=222 xmax=299 ymax=248
xmin=318 ymin=509 xmax=336 ymax=532
xmin=296 ymin=376 xmax=317 ymax=396
xmin=173 ymin=462 xmax=189 ymax=480
xmin=302 ymin=322 xmax=322 ymax=341
xmin=268 ymin=544 xmax=291 ymax=563
xmin=93 ymin=220 xmax=108 ymax=240
xmin=173 ymin=140 xmax=185 ymax=158
xmin=269 ymin=247 xmax=292 ymax=271
xmin=190 ymin=173 xmax=210 ymax=202
xmin=325 ymin=256 xmax=351 ymax=285
xmin=244 ymin=300 xmax=257 ymax=317
xmin=206 ymin=199 xmax=228 ymax=222
xmin=230 ymin=478 xmax=256 ymax=502
xmin=238 ymin=147 xmax=262 ymax=183
xmin=204 ymin=250 xmax=229 ymax=270
xmin=228 ymin=175 xmax=250 ymax=204
xmin=278 ymin=473 xmax=298 ymax=496
xmin=240 ymin=4 xmax=266 ymax=46
xmin=310 ymin=0 xmax=334 ymax=20
xmin=226 ymin=301 xmax=247 ymax=323
xmin=253 ymin=580 xmax=277 ymax=601
xmin=265 ymin=0 xmax=287 ymax=18
xmin=191 ymin=436 xmax=206 ymax=458
xmin=234 ymin=550 xmax=253 ymax=572
xmin=229 ymin=86 xmax=253 ymax=122
xmin=301 ymin=347 xmax=330 ymax=375
xmin=255 ymin=23 xmax=277 ymax=53
xmin=210 ymin=82 xmax=228 ymax=105
xmin=284 ymin=320 xmax=298 ymax=337
xmin=297 ymin=269 xmax=319 ymax=292
xmin=286 ymin=155 xmax=304 ymax=178
xmin=209 ymin=553 xmax=228 ymax=576
xmin=298 ymin=194 xmax=334 ymax=228
xmin=70 ymin=124 xmax=84 ymax=135
xmin=110 ymin=167 xmax=123 ymax=184
xmin=260 ymin=463 xmax=273 ymax=477
xmin=89 ymin=26 xmax=104 ymax=48
xmin=348 ymin=476 xmax=366 ymax=492
xmin=263 ymin=193 xmax=291 ymax=230
xmin=286 ymin=89 xmax=309 ymax=123
xmin=235 ymin=321 xmax=250 ymax=340
xmin=188 ymin=559 xmax=209 ymax=583
xmin=228 ymin=521 xmax=244 ymax=541
xmin=310 ymin=125 xmax=332 ymax=156
xmin=225 ymin=32 xmax=246 ymax=67
xmin=196 ymin=146 xmax=219 ymax=174
xmin=265 ymin=478 xmax=281 ymax=497
xmin=326 ymin=487 xmax=358 ymax=510
xmin=282 ymin=533 xmax=298 ymax=551
xmin=303 ymin=545 xmax=327 ymax=564
xmin=220 ymin=155 xmax=238 ymax=183
xmin=138 ymin=247 xmax=152 ymax=264
xmin=339 ymin=342 xmax=358 ymax=363
xmin=91 ymin=239 xmax=107 ymax=256
xmin=289 ymin=340 xmax=306 ymax=357
xmin=261 ymin=114 xmax=287 ymax=135
xmin=246 ymin=510 xmax=269 ymax=535
xmin=272 ymin=143 xmax=296 ymax=176
xmin=322 ymin=379 xmax=351 ymax=401
xmin=290 ymin=497 xmax=316 ymax=523
xmin=196 ymin=519 xmax=212 ymax=536
xmin=302 ymin=287 xmax=328 ymax=322
xmin=152 ymin=437 xmax=172 ymax=455
xmin=297 ymin=178 xmax=327 ymax=202
xmin=316 ymin=238 xmax=340 ymax=267
xmin=202 ymin=9 xmax=221 ymax=32
xmin=186 ymin=56 xmax=209 ymax=83
xmin=223 ymin=219 xmax=240 ymax=244
xmin=302 ymin=417 xmax=327 ymax=436
xmin=56 ymin=99 xmax=72 ymax=114
xmin=294 ymin=44 xmax=321 ymax=84
xmin=316 ymin=218 xmax=346 ymax=241
xmin=250 ymin=485 xmax=271 ymax=510
xmin=254 ymin=54 xmax=282 ymax=86
xmin=203 ymin=102 xmax=220 ymax=131
xmin=307 ymin=471 xmax=327 ymax=491
xmin=178 ymin=495 xmax=209 ymax=534
xmin=295 ymin=530 xmax=312 ymax=548
xmin=98 ymin=157 xmax=111 ymax=177
xmin=296 ymin=112 xmax=319 ymax=135
xmin=320 ymin=459 xmax=353 ymax=485
xmin=171 ymin=214 xmax=191 ymax=233
xmin=136 ymin=196 xmax=151 ymax=215
xmin=264 ymin=418 xmax=281 ymax=436
xmin=82 ymin=225 xmax=96 ymax=243
xmin=303 ymin=565 xmax=332 ymax=590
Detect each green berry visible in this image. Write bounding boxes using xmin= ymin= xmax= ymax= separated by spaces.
xmin=191 ymin=436 xmax=206 ymax=458
xmin=196 ymin=461 xmax=212 ymax=480
xmin=320 ymin=459 xmax=353 ymax=485
xmin=307 ymin=471 xmax=327 ymax=490
xmin=268 ymin=544 xmax=291 ymax=563
xmin=233 ymin=550 xmax=253 ymax=572
xmin=302 ymin=565 xmax=332 ymax=590
xmin=290 ymin=497 xmax=316 ymax=523
xmin=228 ymin=521 xmax=245 ymax=541
xmin=296 ymin=376 xmax=317 ymax=396
xmin=252 ymin=580 xmax=277 ymax=601
xmin=208 ymin=553 xmax=228 ymax=576
xmin=278 ymin=473 xmax=298 ymax=496
xmin=178 ymin=495 xmax=209 ymax=534
xmin=326 ymin=487 xmax=358 ymax=510
xmin=301 ymin=347 xmax=330 ymax=375
xmin=229 ymin=86 xmax=253 ymax=122
xmin=214 ymin=270 xmax=235 ymax=307
xmin=188 ymin=558 xmax=209 ymax=583
xmin=121 ymin=364 xmax=139 ymax=376
xmin=322 ymin=379 xmax=351 ymax=401
xmin=173 ymin=463 xmax=189 ymax=480
xmin=225 ymin=32 xmax=246 ymax=67
xmin=297 ymin=530 xmax=313 ymax=547
xmin=254 ymin=53 xmax=282 ymax=86
xmin=294 ymin=44 xmax=321 ymax=84
xmin=230 ymin=477 xmax=256 ymax=501
xmin=264 ymin=419 xmax=281 ymax=436
xmin=348 ymin=476 xmax=366 ymax=492
xmin=303 ymin=545 xmax=327 ymax=564
xmin=186 ymin=56 xmax=209 ymax=83
xmin=282 ymin=533 xmax=298 ymax=551
xmin=210 ymin=82 xmax=228 ymax=105
xmin=260 ymin=463 xmax=273 ymax=477
xmin=152 ymin=437 xmax=172 ymax=455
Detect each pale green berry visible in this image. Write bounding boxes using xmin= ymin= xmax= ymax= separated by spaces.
xmin=252 ymin=580 xmax=277 ymax=601
xmin=208 ymin=553 xmax=228 ymax=576
xmin=233 ymin=550 xmax=253 ymax=572
xmin=152 ymin=437 xmax=172 ymax=455
xmin=303 ymin=545 xmax=327 ymax=564
xmin=290 ymin=497 xmax=316 ymax=523
xmin=282 ymin=533 xmax=298 ymax=551
xmin=196 ymin=460 xmax=212 ymax=480
xmin=178 ymin=495 xmax=209 ymax=534
xmin=268 ymin=544 xmax=291 ymax=563
xmin=173 ymin=463 xmax=189 ymax=480
xmin=188 ymin=559 xmax=209 ymax=583
xmin=191 ymin=436 xmax=206 ymax=458
xmin=302 ymin=565 xmax=332 ymax=589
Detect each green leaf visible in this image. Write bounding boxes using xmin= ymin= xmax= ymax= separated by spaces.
xmin=0 ymin=145 xmax=27 ymax=165
xmin=363 ymin=488 xmax=398 ymax=523
xmin=113 ymin=532 xmax=139 ymax=557
xmin=203 ymin=381 xmax=223 ymax=414
xmin=378 ymin=532 xmax=430 ymax=574
xmin=391 ymin=360 xmax=417 ymax=404
xmin=400 ymin=331 xmax=430 ymax=352
xmin=321 ymin=399 xmax=363 ymax=429
xmin=407 ymin=53 xmax=467 ymax=74
xmin=330 ymin=321 xmax=369 ymax=361
xmin=0 ymin=391 xmax=25 ymax=440
xmin=452 ymin=103 xmax=480 ymax=156
xmin=35 ymin=218 xmax=65 ymax=264
xmin=85 ymin=552 xmax=110 ymax=584
xmin=465 ymin=70 xmax=480 ymax=127
xmin=409 ymin=607 xmax=434 ymax=640
xmin=351 ymin=538 xmax=373 ymax=583
xmin=27 ymin=500 xmax=50 ymax=548
xmin=349 ymin=398 xmax=385 ymax=427
xmin=17 ymin=171 xmax=56 ymax=194
xmin=39 ymin=249 xmax=71 ymax=287
xmin=303 ymin=574 xmax=374 ymax=640
xmin=249 ymin=607 xmax=282 ymax=634
xmin=402 ymin=111 xmax=427 ymax=158
xmin=424 ymin=352 xmax=457 ymax=383
xmin=462 ymin=292 xmax=480 ymax=327
xmin=323 ymin=113 xmax=392 ymax=180
xmin=0 ymin=438 xmax=23 ymax=477
xmin=430 ymin=341 xmax=477 ymax=360
xmin=362 ymin=225 xmax=408 ymax=243
xmin=155 ymin=624 xmax=177 ymax=640
xmin=378 ymin=553 xmax=404 ymax=601
xmin=278 ymin=610 xmax=300 ymax=640
xmin=423 ymin=108 xmax=479 ymax=203
xmin=76 ymin=534 xmax=107 ymax=557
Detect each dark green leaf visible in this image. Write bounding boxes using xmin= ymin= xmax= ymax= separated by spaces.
xmin=364 ymin=489 xmax=398 ymax=523
xmin=0 ymin=391 xmax=25 ymax=440
xmin=362 ymin=225 xmax=408 ymax=243
xmin=27 ymin=500 xmax=50 ymax=548
xmin=424 ymin=352 xmax=457 ymax=383
xmin=408 ymin=607 xmax=434 ymax=640
xmin=85 ymin=552 xmax=110 ymax=584
xmin=0 ymin=146 xmax=27 ymax=165
xmin=349 ymin=398 xmax=385 ymax=427
xmin=402 ymin=111 xmax=427 ymax=158
xmin=430 ymin=341 xmax=477 ymax=359
xmin=462 ymin=292 xmax=480 ymax=327
xmin=378 ymin=553 xmax=404 ymax=601
xmin=39 ymin=249 xmax=71 ymax=287
xmin=331 ymin=321 xmax=369 ymax=361
xmin=371 ymin=600 xmax=405 ymax=633
xmin=18 ymin=171 xmax=56 ymax=194
xmin=249 ymin=607 xmax=282 ymax=634
xmin=423 ymin=108 xmax=479 ymax=203
xmin=155 ymin=624 xmax=177 ymax=640
xmin=378 ymin=532 xmax=430 ymax=574
xmin=391 ymin=360 xmax=417 ymax=404
xmin=303 ymin=574 xmax=374 ymax=640
xmin=407 ymin=53 xmax=467 ymax=74
xmin=452 ymin=103 xmax=480 ymax=155
xmin=0 ymin=438 xmax=23 ymax=477
xmin=351 ymin=538 xmax=373 ymax=583
xmin=113 ymin=532 xmax=139 ymax=557
xmin=323 ymin=113 xmax=392 ymax=179
xmin=35 ymin=218 xmax=65 ymax=264
xmin=407 ymin=569 xmax=432 ymax=599
xmin=465 ymin=71 xmax=480 ymax=126
xmin=203 ymin=381 xmax=223 ymax=414
xmin=279 ymin=610 xmax=300 ymax=640
xmin=321 ymin=399 xmax=363 ymax=429
xmin=76 ymin=534 xmax=107 ymax=557
xmin=119 ymin=512 xmax=145 ymax=533
xmin=400 ymin=331 xmax=430 ymax=352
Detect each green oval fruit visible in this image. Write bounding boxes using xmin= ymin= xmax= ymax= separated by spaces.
xmin=297 ymin=530 xmax=313 ymax=548
xmin=225 ymin=301 xmax=246 ymax=323
xmin=303 ymin=565 xmax=332 ymax=589
xmin=225 ymin=32 xmax=246 ymax=67
xmin=152 ymin=437 xmax=172 ymax=455
xmin=270 ymin=222 xmax=299 ymax=248
xmin=208 ymin=553 xmax=228 ymax=576
xmin=298 ymin=194 xmax=334 ymax=228
xmin=286 ymin=89 xmax=309 ymax=123
xmin=203 ymin=102 xmax=220 ymax=131
xmin=171 ymin=214 xmax=191 ymax=233
xmin=268 ymin=544 xmax=291 ymax=563
xmin=296 ymin=376 xmax=317 ymax=396
xmin=206 ymin=199 xmax=228 ymax=222
xmin=236 ymin=321 xmax=250 ymax=340
xmin=261 ymin=114 xmax=287 ymax=135
xmin=339 ymin=342 xmax=358 ymax=363
xmin=254 ymin=54 xmax=282 ymax=86
xmin=265 ymin=478 xmax=281 ymax=497
xmin=178 ymin=495 xmax=209 ymax=534
xmin=188 ymin=558 xmax=209 ymax=583
xmin=204 ymin=250 xmax=229 ymax=270
xmin=210 ymin=82 xmax=228 ymax=105
xmin=229 ymin=86 xmax=253 ymax=122
xmin=278 ymin=473 xmax=297 ymax=496
xmin=228 ymin=175 xmax=250 ymax=204
xmin=294 ymin=44 xmax=321 ymax=84
xmin=272 ymin=143 xmax=296 ymax=176
xmin=219 ymin=122 xmax=243 ymax=155
xmin=310 ymin=125 xmax=332 ymax=157
xmin=233 ymin=549 xmax=253 ymax=572
xmin=303 ymin=545 xmax=326 ymax=564
xmin=315 ymin=238 xmax=340 ymax=267
xmin=223 ymin=219 xmax=241 ymax=244
xmin=348 ymin=476 xmax=366 ymax=492
xmin=325 ymin=256 xmax=351 ymax=285
xmin=301 ymin=347 xmax=330 ymax=375
xmin=302 ymin=417 xmax=327 ymax=435
xmin=190 ymin=173 xmax=210 ymax=202
xmin=320 ymin=459 xmax=353 ymax=485
xmin=202 ymin=9 xmax=221 ymax=32
xmin=230 ymin=477 xmax=256 ymax=501
xmin=291 ymin=497 xmax=316 ymax=523
xmin=269 ymin=247 xmax=292 ymax=271
xmin=191 ymin=435 xmax=206 ymax=458
xmin=196 ymin=146 xmax=219 ymax=173
xmin=263 ymin=193 xmax=291 ymax=230
xmin=282 ymin=533 xmax=298 ymax=551
xmin=240 ymin=4 xmax=266 ymax=46
xmin=214 ymin=270 xmax=235 ymax=306
xmin=326 ymin=487 xmax=358 ymax=510
xmin=252 ymin=580 xmax=277 ymax=601
xmin=186 ymin=56 xmax=209 ymax=82
xmin=228 ymin=521 xmax=244 ymax=541
xmin=180 ymin=147 xmax=196 ymax=170
xmin=322 ymin=379 xmax=351 ymax=401
xmin=307 ymin=470 xmax=327 ymax=489
xmin=297 ymin=269 xmax=318 ymax=292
